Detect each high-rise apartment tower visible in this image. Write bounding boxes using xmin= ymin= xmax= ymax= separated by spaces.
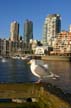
xmin=10 ymin=21 xmax=19 ymax=42
xmin=43 ymin=14 xmax=61 ymax=46
xmin=24 ymin=19 xmax=33 ymax=43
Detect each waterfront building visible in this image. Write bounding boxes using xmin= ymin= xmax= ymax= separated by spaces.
xmin=10 ymin=21 xmax=19 ymax=42
xmin=11 ymin=41 xmax=18 ymax=53
xmin=0 ymin=40 xmax=1 ymax=55
xmin=43 ymin=14 xmax=61 ymax=46
xmin=69 ymin=25 xmax=71 ymax=32
xmin=30 ymin=40 xmax=38 ymax=53
xmin=0 ymin=39 xmax=2 ymax=55
xmin=52 ymin=31 xmax=71 ymax=56
xmin=24 ymin=19 xmax=33 ymax=44
xmin=0 ymin=39 xmax=11 ymax=56
xmin=35 ymin=46 xmax=48 ymax=55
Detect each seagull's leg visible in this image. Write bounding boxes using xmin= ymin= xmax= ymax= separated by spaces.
xmin=35 ymin=78 xmax=42 ymax=83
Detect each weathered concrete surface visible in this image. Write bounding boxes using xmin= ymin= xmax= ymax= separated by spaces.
xmin=0 ymin=83 xmax=41 ymax=98
xmin=0 ymin=83 xmax=70 ymax=108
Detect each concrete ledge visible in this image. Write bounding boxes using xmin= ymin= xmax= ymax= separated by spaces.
xmin=0 ymin=83 xmax=40 ymax=98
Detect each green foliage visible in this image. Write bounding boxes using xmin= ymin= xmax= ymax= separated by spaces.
xmin=0 ymin=102 xmax=40 ymax=108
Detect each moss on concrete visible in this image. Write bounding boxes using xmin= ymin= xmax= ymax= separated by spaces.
xmin=0 ymin=83 xmax=70 ymax=108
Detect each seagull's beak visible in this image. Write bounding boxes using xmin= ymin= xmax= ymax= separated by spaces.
xmin=27 ymin=61 xmax=31 ymax=64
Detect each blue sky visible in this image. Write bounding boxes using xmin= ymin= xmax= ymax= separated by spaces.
xmin=0 ymin=0 xmax=71 ymax=40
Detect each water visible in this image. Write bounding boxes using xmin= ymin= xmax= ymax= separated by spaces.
xmin=44 ymin=60 xmax=71 ymax=93
xmin=0 ymin=58 xmax=36 ymax=83
xmin=0 ymin=58 xmax=71 ymax=93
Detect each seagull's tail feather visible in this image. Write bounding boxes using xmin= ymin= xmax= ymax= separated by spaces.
xmin=43 ymin=72 xmax=60 ymax=79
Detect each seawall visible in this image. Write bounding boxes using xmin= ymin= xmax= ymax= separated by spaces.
xmin=41 ymin=55 xmax=71 ymax=61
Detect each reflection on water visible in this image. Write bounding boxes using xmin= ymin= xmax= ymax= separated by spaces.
xmin=0 ymin=59 xmax=36 ymax=83
xmin=0 ymin=58 xmax=71 ymax=93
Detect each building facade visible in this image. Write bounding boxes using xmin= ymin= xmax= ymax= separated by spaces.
xmin=10 ymin=21 xmax=19 ymax=42
xmin=69 ymin=25 xmax=71 ymax=32
xmin=52 ymin=31 xmax=71 ymax=55
xmin=0 ymin=39 xmax=11 ymax=56
xmin=43 ymin=14 xmax=61 ymax=46
xmin=24 ymin=19 xmax=33 ymax=44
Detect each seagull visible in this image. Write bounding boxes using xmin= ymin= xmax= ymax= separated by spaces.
xmin=28 ymin=59 xmax=60 ymax=83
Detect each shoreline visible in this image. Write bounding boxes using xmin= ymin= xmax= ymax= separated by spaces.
xmin=41 ymin=55 xmax=71 ymax=62
xmin=0 ymin=55 xmax=71 ymax=62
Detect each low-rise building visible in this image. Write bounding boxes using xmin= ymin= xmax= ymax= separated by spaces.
xmin=0 ymin=39 xmax=11 ymax=56
xmin=35 ymin=46 xmax=48 ymax=55
xmin=53 ymin=31 xmax=71 ymax=56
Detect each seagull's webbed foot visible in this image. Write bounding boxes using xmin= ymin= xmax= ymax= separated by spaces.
xmin=35 ymin=79 xmax=42 ymax=84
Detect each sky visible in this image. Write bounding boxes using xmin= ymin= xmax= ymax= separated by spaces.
xmin=0 ymin=0 xmax=71 ymax=40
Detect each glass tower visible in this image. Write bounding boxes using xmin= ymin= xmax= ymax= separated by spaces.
xmin=24 ymin=19 xmax=33 ymax=44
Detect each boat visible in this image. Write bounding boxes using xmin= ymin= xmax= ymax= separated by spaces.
xmin=2 ymin=58 xmax=6 ymax=63
xmin=12 ymin=56 xmax=21 ymax=59
xmin=21 ymin=56 xmax=31 ymax=60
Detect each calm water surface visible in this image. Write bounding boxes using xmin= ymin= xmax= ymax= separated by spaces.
xmin=44 ymin=60 xmax=71 ymax=93
xmin=0 ymin=58 xmax=71 ymax=93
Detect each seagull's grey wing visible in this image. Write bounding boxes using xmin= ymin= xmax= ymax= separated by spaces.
xmin=34 ymin=65 xmax=50 ymax=77
xmin=43 ymin=64 xmax=48 ymax=69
